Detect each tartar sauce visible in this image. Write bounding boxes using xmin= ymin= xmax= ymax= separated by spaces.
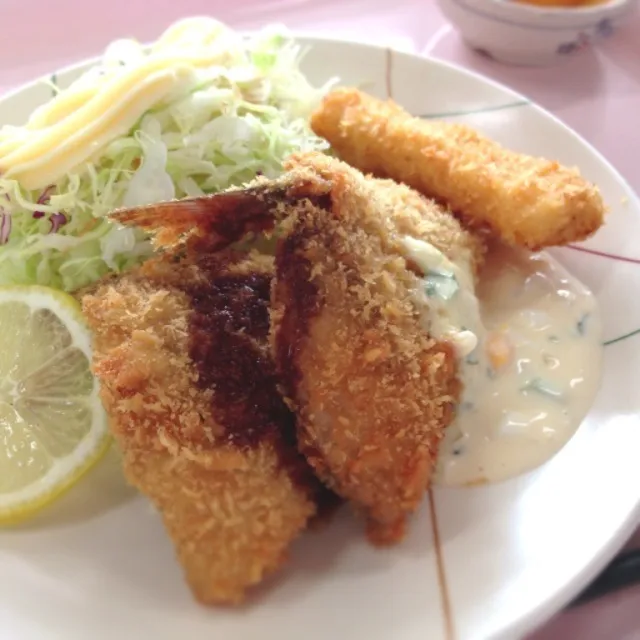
xmin=403 ymin=238 xmax=603 ymax=486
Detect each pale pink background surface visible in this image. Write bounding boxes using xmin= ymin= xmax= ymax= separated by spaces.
xmin=0 ymin=0 xmax=638 ymax=637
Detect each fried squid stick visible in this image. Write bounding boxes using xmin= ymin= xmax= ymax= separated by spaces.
xmin=311 ymin=88 xmax=606 ymax=251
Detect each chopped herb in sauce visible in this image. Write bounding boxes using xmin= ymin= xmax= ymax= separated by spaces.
xmin=577 ymin=313 xmax=590 ymax=336
xmin=521 ymin=377 xmax=565 ymax=402
xmin=424 ymin=269 xmax=459 ymax=301
xmin=435 ymin=246 xmax=602 ymax=488
xmin=466 ymin=352 xmax=479 ymax=365
xmin=49 ymin=73 xmax=59 ymax=97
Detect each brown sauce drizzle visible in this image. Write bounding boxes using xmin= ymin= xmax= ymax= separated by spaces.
xmin=271 ymin=218 xmax=343 ymax=503
xmin=147 ymin=181 xmax=339 ymax=510
xmin=273 ymin=226 xmax=322 ymax=396
xmin=181 ymin=251 xmax=335 ymax=508
xmin=184 ymin=255 xmax=294 ymax=450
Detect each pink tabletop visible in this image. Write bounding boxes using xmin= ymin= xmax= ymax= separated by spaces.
xmin=1 ymin=1 xmax=639 ymax=637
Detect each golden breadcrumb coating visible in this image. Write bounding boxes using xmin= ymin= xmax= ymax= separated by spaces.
xmin=82 ymin=249 xmax=326 ymax=605
xmin=270 ymin=153 xmax=484 ymax=543
xmin=311 ymin=88 xmax=606 ymax=251
xmin=104 ymin=152 xmax=484 ymax=546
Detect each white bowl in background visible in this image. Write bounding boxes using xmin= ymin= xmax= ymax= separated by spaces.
xmin=436 ymin=0 xmax=638 ymax=66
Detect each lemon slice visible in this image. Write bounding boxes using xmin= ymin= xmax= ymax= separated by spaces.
xmin=0 ymin=285 xmax=109 ymax=524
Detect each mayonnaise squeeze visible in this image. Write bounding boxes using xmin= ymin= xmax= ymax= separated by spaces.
xmin=0 ymin=18 xmax=244 ymax=190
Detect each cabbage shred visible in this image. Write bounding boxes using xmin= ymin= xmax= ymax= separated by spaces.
xmin=0 ymin=24 xmax=332 ymax=291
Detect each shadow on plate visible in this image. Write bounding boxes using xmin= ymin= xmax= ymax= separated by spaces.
xmin=5 ymin=445 xmax=136 ymax=532
xmin=425 ymin=27 xmax=607 ymax=116
xmin=466 ymin=46 xmax=605 ymax=114
xmin=1 ymin=461 xmax=442 ymax=612
xmin=226 ymin=497 xmax=442 ymax=611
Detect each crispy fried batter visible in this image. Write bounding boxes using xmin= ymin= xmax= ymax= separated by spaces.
xmin=103 ymin=152 xmax=484 ymax=547
xmin=270 ymin=152 xmax=484 ymax=543
xmin=82 ymin=247 xmax=326 ymax=605
xmin=311 ymin=88 xmax=606 ymax=251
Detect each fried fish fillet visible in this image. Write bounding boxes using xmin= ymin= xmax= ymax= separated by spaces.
xmin=83 ymin=244 xmax=329 ymax=605
xmin=310 ymin=88 xmax=606 ymax=251
xmin=271 ymin=153 xmax=484 ymax=543
xmin=110 ymin=151 xmax=484 ymax=544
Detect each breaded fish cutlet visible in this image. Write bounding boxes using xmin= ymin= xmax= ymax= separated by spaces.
xmin=83 ymin=247 xmax=329 ymax=605
xmin=272 ymin=153 xmax=484 ymax=543
xmin=311 ymin=88 xmax=606 ymax=251
xmin=108 ymin=151 xmax=485 ymax=544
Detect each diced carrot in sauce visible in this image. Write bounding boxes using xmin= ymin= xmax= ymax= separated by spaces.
xmin=486 ymin=331 xmax=513 ymax=372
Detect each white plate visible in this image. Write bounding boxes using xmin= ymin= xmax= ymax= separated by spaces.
xmin=1 ymin=36 xmax=639 ymax=640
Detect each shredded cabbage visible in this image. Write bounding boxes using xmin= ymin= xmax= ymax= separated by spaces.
xmin=0 ymin=20 xmax=333 ymax=291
